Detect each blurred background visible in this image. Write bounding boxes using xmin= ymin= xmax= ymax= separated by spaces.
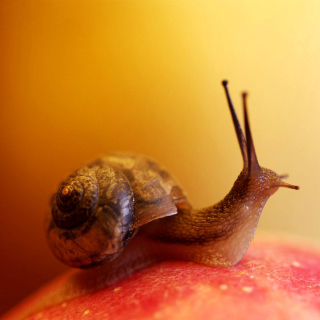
xmin=1 ymin=0 xmax=320 ymax=315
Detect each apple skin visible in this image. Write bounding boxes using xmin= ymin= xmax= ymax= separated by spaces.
xmin=2 ymin=236 xmax=320 ymax=320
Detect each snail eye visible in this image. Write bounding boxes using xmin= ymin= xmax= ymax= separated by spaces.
xmin=57 ymin=180 xmax=84 ymax=212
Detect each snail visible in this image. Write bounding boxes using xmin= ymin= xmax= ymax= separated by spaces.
xmin=46 ymin=80 xmax=299 ymax=269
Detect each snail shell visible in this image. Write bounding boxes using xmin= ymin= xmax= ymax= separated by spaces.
xmin=46 ymin=153 xmax=191 ymax=268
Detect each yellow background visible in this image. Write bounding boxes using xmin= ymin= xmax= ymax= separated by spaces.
xmin=1 ymin=0 xmax=319 ymax=315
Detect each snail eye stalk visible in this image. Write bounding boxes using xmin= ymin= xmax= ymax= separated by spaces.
xmin=242 ymin=92 xmax=261 ymax=174
xmin=222 ymin=80 xmax=248 ymax=167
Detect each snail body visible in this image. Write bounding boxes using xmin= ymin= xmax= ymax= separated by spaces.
xmin=46 ymin=81 xmax=299 ymax=268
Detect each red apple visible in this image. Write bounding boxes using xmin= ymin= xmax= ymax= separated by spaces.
xmin=2 ymin=235 xmax=320 ymax=320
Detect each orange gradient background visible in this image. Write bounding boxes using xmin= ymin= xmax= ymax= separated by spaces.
xmin=1 ymin=0 xmax=320 ymax=315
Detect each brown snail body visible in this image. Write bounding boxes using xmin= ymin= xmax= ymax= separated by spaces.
xmin=46 ymin=81 xmax=299 ymax=268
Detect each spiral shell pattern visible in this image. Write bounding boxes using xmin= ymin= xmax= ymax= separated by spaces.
xmin=52 ymin=176 xmax=98 ymax=229
xmin=46 ymin=166 xmax=135 ymax=267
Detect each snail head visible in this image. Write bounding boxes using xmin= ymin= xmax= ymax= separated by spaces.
xmin=222 ymin=80 xmax=299 ymax=197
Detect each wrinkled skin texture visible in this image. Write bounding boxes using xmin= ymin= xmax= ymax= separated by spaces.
xmin=142 ymin=167 xmax=283 ymax=267
xmin=3 ymin=236 xmax=320 ymax=320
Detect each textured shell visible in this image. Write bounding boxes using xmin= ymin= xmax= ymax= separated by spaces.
xmin=91 ymin=153 xmax=192 ymax=229
xmin=46 ymin=165 xmax=134 ymax=267
xmin=46 ymin=153 xmax=191 ymax=268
